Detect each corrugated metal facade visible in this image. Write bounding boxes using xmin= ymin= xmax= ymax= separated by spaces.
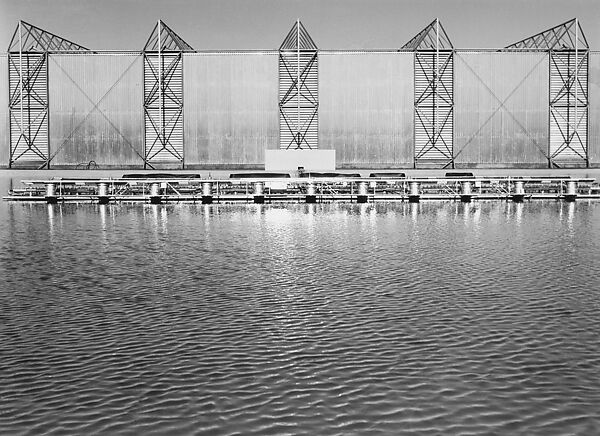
xmin=588 ymin=52 xmax=600 ymax=166
xmin=48 ymin=54 xmax=144 ymax=167
xmin=0 ymin=55 xmax=9 ymax=166
xmin=319 ymin=52 xmax=414 ymax=167
xmin=454 ymin=52 xmax=549 ymax=167
xmin=183 ymin=52 xmax=279 ymax=167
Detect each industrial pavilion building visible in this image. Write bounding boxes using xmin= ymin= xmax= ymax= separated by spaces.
xmin=1 ymin=18 xmax=598 ymax=169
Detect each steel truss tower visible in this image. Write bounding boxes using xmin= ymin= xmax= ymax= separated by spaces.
xmin=7 ymin=21 xmax=88 ymax=168
xmin=279 ymin=20 xmax=318 ymax=149
xmin=143 ymin=21 xmax=194 ymax=168
xmin=403 ymin=19 xmax=454 ymax=168
xmin=507 ymin=18 xmax=589 ymax=167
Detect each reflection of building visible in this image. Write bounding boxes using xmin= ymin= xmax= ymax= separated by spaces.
xmin=1 ymin=18 xmax=597 ymax=169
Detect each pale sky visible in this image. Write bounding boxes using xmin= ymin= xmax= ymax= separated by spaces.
xmin=1 ymin=0 xmax=599 ymax=51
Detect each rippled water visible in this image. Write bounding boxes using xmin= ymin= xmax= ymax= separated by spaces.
xmin=1 ymin=188 xmax=600 ymax=434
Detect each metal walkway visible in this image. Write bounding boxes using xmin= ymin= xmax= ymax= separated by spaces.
xmin=4 ymin=175 xmax=600 ymax=204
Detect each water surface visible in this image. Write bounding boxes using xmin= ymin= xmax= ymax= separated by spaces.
xmin=1 ymin=182 xmax=600 ymax=435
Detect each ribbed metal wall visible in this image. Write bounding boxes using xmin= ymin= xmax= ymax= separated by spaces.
xmin=319 ymin=52 xmax=414 ymax=167
xmin=588 ymin=52 xmax=600 ymax=166
xmin=454 ymin=52 xmax=549 ymax=167
xmin=0 ymin=55 xmax=9 ymax=166
xmin=48 ymin=54 xmax=144 ymax=167
xmin=183 ymin=52 xmax=278 ymax=167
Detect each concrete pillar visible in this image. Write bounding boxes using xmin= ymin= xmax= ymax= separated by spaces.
xmin=460 ymin=181 xmax=472 ymax=203
xmin=564 ymin=181 xmax=577 ymax=202
xmin=149 ymin=183 xmax=161 ymax=204
xmin=45 ymin=183 xmax=58 ymax=204
xmin=98 ymin=182 xmax=110 ymax=204
xmin=512 ymin=181 xmax=525 ymax=202
xmin=357 ymin=181 xmax=369 ymax=203
xmin=201 ymin=182 xmax=213 ymax=204
xmin=305 ymin=182 xmax=317 ymax=203
xmin=408 ymin=181 xmax=420 ymax=203
xmin=253 ymin=181 xmax=265 ymax=204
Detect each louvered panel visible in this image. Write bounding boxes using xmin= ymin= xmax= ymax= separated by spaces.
xmin=8 ymin=53 xmax=49 ymax=164
xmin=144 ymin=53 xmax=184 ymax=165
xmin=279 ymin=51 xmax=318 ymax=149
xmin=549 ymin=51 xmax=588 ymax=164
xmin=414 ymin=51 xmax=453 ymax=165
xmin=550 ymin=106 xmax=587 ymax=160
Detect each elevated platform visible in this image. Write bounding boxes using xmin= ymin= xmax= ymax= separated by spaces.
xmin=4 ymin=175 xmax=600 ymax=204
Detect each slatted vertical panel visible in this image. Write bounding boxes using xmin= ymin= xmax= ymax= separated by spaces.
xmin=0 ymin=54 xmax=9 ymax=166
xmin=144 ymin=52 xmax=184 ymax=165
xmin=414 ymin=51 xmax=453 ymax=166
xmin=588 ymin=52 xmax=600 ymax=166
xmin=549 ymin=51 xmax=588 ymax=165
xmin=8 ymin=53 xmax=49 ymax=166
xmin=279 ymin=50 xmax=318 ymax=149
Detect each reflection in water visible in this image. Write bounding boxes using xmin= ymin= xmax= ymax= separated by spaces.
xmin=1 ymin=201 xmax=600 ymax=435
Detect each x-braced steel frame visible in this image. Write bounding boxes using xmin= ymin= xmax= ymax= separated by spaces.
xmin=8 ymin=21 xmax=89 ymax=167
xmin=405 ymin=19 xmax=454 ymax=168
xmin=143 ymin=21 xmax=193 ymax=167
xmin=279 ymin=20 xmax=319 ymax=150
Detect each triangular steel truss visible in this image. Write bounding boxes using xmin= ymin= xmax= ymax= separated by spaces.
xmin=506 ymin=18 xmax=588 ymax=50
xmin=8 ymin=21 xmax=88 ymax=167
xmin=404 ymin=19 xmax=455 ymax=168
xmin=506 ymin=19 xmax=589 ymax=166
xmin=143 ymin=20 xmax=194 ymax=52
xmin=143 ymin=21 xmax=191 ymax=167
xmin=280 ymin=20 xmax=318 ymax=51
xmin=279 ymin=20 xmax=319 ymax=150
xmin=8 ymin=20 xmax=89 ymax=52
xmin=402 ymin=18 xmax=453 ymax=50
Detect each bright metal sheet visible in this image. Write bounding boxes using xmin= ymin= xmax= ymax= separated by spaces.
xmin=588 ymin=52 xmax=600 ymax=166
xmin=0 ymin=55 xmax=9 ymax=166
xmin=183 ymin=52 xmax=279 ymax=167
xmin=454 ymin=52 xmax=549 ymax=167
xmin=48 ymin=54 xmax=144 ymax=167
xmin=319 ymin=52 xmax=414 ymax=167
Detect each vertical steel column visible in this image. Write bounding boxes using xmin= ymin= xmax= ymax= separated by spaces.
xmin=143 ymin=21 xmax=185 ymax=167
xmin=279 ymin=20 xmax=318 ymax=149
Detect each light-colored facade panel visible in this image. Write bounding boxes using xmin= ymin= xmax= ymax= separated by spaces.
xmin=0 ymin=55 xmax=9 ymax=166
xmin=48 ymin=54 xmax=144 ymax=167
xmin=588 ymin=52 xmax=600 ymax=166
xmin=319 ymin=52 xmax=414 ymax=167
xmin=454 ymin=52 xmax=549 ymax=167
xmin=183 ymin=52 xmax=279 ymax=167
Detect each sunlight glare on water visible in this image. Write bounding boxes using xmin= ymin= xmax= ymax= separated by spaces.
xmin=1 ymin=198 xmax=600 ymax=435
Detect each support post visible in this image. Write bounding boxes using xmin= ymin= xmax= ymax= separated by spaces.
xmin=98 ymin=182 xmax=110 ymax=204
xmin=357 ymin=181 xmax=369 ymax=203
xmin=460 ymin=181 xmax=472 ymax=203
xmin=408 ymin=181 xmax=420 ymax=203
xmin=253 ymin=182 xmax=265 ymax=204
xmin=305 ymin=182 xmax=317 ymax=203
